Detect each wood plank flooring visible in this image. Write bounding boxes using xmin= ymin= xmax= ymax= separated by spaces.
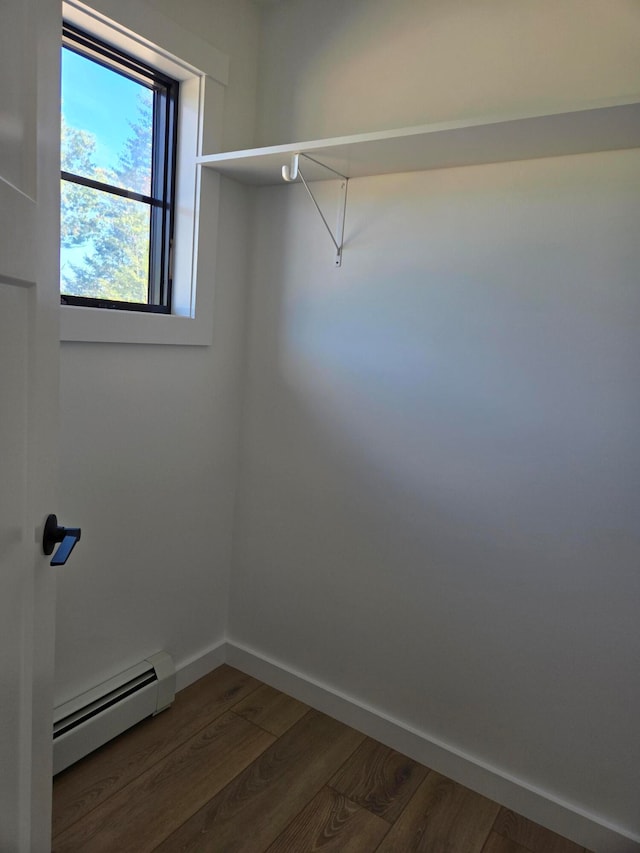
xmin=52 ymin=665 xmax=593 ymax=853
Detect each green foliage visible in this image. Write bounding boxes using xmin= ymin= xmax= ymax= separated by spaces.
xmin=61 ymin=91 xmax=153 ymax=303
xmin=117 ymin=94 xmax=153 ymax=196
xmin=61 ymin=119 xmax=104 ymax=250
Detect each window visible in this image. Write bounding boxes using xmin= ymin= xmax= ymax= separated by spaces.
xmin=59 ymin=0 xmax=228 ymax=345
xmin=61 ymin=24 xmax=178 ymax=313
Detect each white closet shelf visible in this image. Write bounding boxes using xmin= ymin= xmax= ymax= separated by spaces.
xmin=197 ymin=98 xmax=640 ymax=185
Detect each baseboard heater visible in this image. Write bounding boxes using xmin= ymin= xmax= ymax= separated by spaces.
xmin=53 ymin=651 xmax=175 ymax=775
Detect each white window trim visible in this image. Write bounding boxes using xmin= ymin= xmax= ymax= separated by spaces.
xmin=60 ymin=0 xmax=228 ymax=345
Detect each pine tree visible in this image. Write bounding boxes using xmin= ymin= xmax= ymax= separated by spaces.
xmin=60 ymin=117 xmax=105 ymax=250
xmin=61 ymin=90 xmax=153 ymax=303
xmin=117 ymin=94 xmax=153 ymax=196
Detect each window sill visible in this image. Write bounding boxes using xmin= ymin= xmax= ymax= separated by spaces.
xmin=60 ymin=302 xmax=212 ymax=346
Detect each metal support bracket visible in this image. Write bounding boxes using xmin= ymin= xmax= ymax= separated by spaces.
xmin=282 ymin=153 xmax=348 ymax=267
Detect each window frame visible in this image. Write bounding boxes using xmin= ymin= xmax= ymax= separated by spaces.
xmin=59 ymin=0 xmax=229 ymax=346
xmin=61 ymin=22 xmax=179 ymax=314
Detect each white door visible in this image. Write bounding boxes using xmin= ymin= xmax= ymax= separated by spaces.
xmin=0 ymin=0 xmax=61 ymax=849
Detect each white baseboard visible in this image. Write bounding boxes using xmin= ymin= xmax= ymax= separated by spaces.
xmin=174 ymin=639 xmax=227 ymax=692
xmin=221 ymin=640 xmax=640 ymax=853
xmin=172 ymin=639 xmax=638 ymax=853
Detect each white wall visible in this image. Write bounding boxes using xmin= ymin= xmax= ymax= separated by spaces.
xmin=256 ymin=0 xmax=640 ymax=145
xmin=54 ymin=0 xmax=259 ymax=702
xmin=147 ymin=0 xmax=261 ymax=152
xmin=230 ymin=0 xmax=640 ymax=844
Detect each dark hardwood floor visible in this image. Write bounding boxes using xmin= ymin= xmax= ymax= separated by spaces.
xmin=52 ymin=665 xmax=592 ymax=852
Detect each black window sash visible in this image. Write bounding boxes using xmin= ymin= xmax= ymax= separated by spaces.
xmin=61 ymin=23 xmax=178 ymax=313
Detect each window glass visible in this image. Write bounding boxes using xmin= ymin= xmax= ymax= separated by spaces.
xmin=61 ymin=48 xmax=153 ymax=195
xmin=60 ymin=25 xmax=177 ymax=313
xmin=61 ymin=187 xmax=151 ymax=303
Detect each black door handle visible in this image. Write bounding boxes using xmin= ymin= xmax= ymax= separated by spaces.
xmin=43 ymin=514 xmax=81 ymax=566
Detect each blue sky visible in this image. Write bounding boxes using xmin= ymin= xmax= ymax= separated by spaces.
xmin=62 ymin=46 xmax=151 ymax=179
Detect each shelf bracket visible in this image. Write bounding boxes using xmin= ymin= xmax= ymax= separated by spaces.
xmin=282 ymin=153 xmax=348 ymax=267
